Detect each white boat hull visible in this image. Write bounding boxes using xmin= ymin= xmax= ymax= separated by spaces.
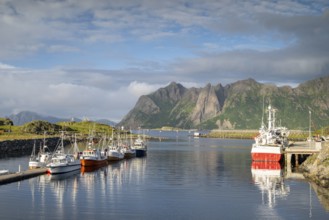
xmin=107 ymin=151 xmax=124 ymax=161
xmin=47 ymin=162 xmax=81 ymax=174
xmin=251 ymin=144 xmax=283 ymax=162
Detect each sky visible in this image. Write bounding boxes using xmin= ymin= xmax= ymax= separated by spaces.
xmin=1 ymin=0 xmax=329 ymax=122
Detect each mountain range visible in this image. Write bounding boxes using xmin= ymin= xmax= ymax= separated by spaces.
xmin=6 ymin=111 xmax=117 ymax=126
xmin=118 ymin=76 xmax=329 ymax=130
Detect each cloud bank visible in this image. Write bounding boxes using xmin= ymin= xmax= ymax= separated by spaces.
xmin=0 ymin=0 xmax=328 ymax=121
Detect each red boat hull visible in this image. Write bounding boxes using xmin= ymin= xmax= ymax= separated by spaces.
xmin=251 ymin=152 xmax=282 ymax=162
xmin=251 ymin=161 xmax=281 ymax=170
xmin=80 ymin=159 xmax=108 ymax=167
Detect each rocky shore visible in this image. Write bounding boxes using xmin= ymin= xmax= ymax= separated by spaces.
xmin=0 ymin=138 xmax=70 ymax=157
xmin=301 ymin=143 xmax=329 ymax=188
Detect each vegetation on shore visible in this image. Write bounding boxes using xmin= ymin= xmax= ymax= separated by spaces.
xmin=0 ymin=118 xmax=115 ymax=141
xmin=1 ymin=117 xmax=329 ymax=142
xmin=206 ymin=128 xmax=329 ymax=141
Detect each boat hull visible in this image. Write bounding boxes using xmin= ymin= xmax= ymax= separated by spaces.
xmin=80 ymin=159 xmax=108 ymax=167
xmin=107 ymin=156 xmax=124 ymax=161
xmin=135 ymin=149 xmax=147 ymax=157
xmin=107 ymin=151 xmax=124 ymax=161
xmin=124 ymin=152 xmax=136 ymax=159
xmin=251 ymin=152 xmax=282 ymax=162
xmin=47 ymin=163 xmax=81 ymax=174
xmin=251 ymin=144 xmax=283 ymax=162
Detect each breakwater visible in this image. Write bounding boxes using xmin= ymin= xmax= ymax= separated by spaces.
xmin=0 ymin=138 xmax=70 ymax=157
xmin=0 ymin=168 xmax=47 ymax=185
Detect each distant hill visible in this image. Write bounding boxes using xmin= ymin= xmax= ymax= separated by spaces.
xmin=94 ymin=119 xmax=117 ymax=127
xmin=118 ymin=76 xmax=329 ymax=130
xmin=7 ymin=111 xmax=71 ymax=125
xmin=7 ymin=111 xmax=117 ymax=126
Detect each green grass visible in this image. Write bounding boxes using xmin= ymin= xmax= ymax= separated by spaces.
xmin=0 ymin=120 xmax=115 ymax=141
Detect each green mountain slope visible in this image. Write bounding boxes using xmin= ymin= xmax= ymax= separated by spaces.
xmin=118 ymin=76 xmax=329 ymax=130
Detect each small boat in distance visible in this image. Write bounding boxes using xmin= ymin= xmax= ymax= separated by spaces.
xmin=251 ymin=105 xmax=289 ymax=162
xmin=0 ymin=169 xmax=9 ymax=175
xmin=132 ymin=135 xmax=147 ymax=157
xmin=106 ymin=132 xmax=125 ymax=161
xmin=121 ymin=144 xmax=136 ymax=159
xmin=107 ymin=145 xmax=124 ymax=161
xmin=47 ymin=133 xmax=81 ymax=174
xmin=120 ymin=132 xmax=136 ymax=159
xmin=29 ymin=135 xmax=52 ymax=169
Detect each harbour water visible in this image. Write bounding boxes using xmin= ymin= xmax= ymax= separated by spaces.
xmin=0 ymin=131 xmax=329 ymax=219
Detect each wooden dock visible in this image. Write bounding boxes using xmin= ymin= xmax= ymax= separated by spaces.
xmin=0 ymin=168 xmax=47 ymax=185
xmin=285 ymin=141 xmax=322 ymax=154
xmin=284 ymin=141 xmax=325 ymax=176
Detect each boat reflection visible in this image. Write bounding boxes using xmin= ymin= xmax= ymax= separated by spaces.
xmin=48 ymin=169 xmax=81 ymax=180
xmin=81 ymin=164 xmax=107 ymax=174
xmin=251 ymin=162 xmax=290 ymax=208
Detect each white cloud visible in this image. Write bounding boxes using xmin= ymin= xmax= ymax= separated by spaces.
xmin=0 ymin=62 xmax=15 ymax=69
xmin=127 ymin=81 xmax=165 ymax=97
xmin=0 ymin=0 xmax=329 ymax=121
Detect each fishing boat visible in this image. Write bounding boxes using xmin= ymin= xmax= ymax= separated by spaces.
xmin=251 ymin=105 xmax=289 ymax=162
xmin=0 ymin=169 xmax=9 ymax=175
xmin=107 ymin=145 xmax=124 ymax=161
xmin=80 ymin=136 xmax=108 ymax=167
xmin=47 ymin=133 xmax=81 ymax=174
xmin=132 ymin=136 xmax=147 ymax=157
xmin=80 ymin=148 xmax=108 ymax=166
xmin=120 ymin=132 xmax=135 ymax=158
xmin=121 ymin=144 xmax=136 ymax=159
xmin=29 ymin=137 xmax=52 ymax=169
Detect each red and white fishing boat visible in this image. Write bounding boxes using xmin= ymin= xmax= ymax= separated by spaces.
xmin=80 ymin=148 xmax=108 ymax=167
xmin=251 ymin=105 xmax=289 ymax=162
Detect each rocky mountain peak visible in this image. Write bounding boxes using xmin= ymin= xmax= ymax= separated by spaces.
xmin=150 ymin=82 xmax=187 ymax=104
xmin=190 ymin=84 xmax=221 ymax=124
xmin=118 ymin=76 xmax=329 ymax=129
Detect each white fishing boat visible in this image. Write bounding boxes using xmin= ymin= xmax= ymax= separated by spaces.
xmin=107 ymin=145 xmax=124 ymax=161
xmin=121 ymin=144 xmax=136 ymax=158
xmin=132 ymin=136 xmax=147 ymax=157
xmin=29 ymin=136 xmax=52 ymax=169
xmin=0 ymin=169 xmax=9 ymax=175
xmin=120 ymin=132 xmax=135 ymax=158
xmin=47 ymin=133 xmax=81 ymax=174
xmin=251 ymin=105 xmax=289 ymax=162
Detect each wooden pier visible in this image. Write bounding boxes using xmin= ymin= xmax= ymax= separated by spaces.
xmin=0 ymin=168 xmax=47 ymax=185
xmin=284 ymin=141 xmax=324 ymax=176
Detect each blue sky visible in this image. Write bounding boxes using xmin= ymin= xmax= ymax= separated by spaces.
xmin=1 ymin=0 xmax=329 ymax=122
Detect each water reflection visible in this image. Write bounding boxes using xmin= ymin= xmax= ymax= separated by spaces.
xmin=28 ymin=169 xmax=81 ymax=219
xmin=251 ymin=162 xmax=290 ymax=208
xmin=310 ymin=182 xmax=329 ymax=212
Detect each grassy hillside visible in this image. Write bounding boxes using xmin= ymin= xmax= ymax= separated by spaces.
xmin=0 ymin=120 xmax=115 ymax=141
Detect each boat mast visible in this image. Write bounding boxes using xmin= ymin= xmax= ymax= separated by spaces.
xmin=268 ymin=105 xmax=272 ymax=130
xmin=261 ymin=96 xmax=265 ymax=129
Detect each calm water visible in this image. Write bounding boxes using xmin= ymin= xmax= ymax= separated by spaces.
xmin=1 ymin=131 xmax=329 ymax=219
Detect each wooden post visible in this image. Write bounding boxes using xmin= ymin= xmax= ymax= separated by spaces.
xmin=286 ymin=153 xmax=292 ymax=175
xmin=295 ymin=154 xmax=299 ymax=167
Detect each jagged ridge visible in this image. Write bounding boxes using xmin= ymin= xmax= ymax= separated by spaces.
xmin=118 ymin=76 xmax=329 ymax=129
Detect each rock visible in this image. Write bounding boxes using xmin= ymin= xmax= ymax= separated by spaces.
xmin=301 ymin=143 xmax=329 ymax=188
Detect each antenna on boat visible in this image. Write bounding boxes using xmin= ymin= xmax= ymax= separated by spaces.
xmin=261 ymin=95 xmax=265 ymax=129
